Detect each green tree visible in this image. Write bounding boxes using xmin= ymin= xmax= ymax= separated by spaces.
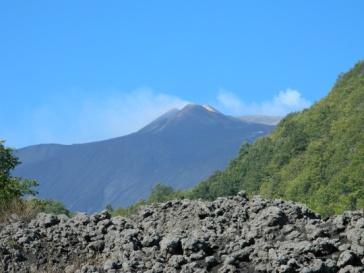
xmin=105 ymin=203 xmax=114 ymax=213
xmin=148 ymin=183 xmax=176 ymax=203
xmin=0 ymin=141 xmax=38 ymax=206
xmin=29 ymin=199 xmax=71 ymax=216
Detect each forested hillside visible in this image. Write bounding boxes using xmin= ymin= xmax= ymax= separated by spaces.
xmin=184 ymin=62 xmax=364 ymax=215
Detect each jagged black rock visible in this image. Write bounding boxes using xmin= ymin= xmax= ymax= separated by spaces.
xmin=1 ymin=193 xmax=363 ymax=273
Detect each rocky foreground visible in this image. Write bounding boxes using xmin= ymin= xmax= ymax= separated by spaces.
xmin=1 ymin=193 xmax=363 ymax=273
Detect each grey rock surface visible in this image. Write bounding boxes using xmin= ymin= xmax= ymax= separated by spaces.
xmin=0 ymin=195 xmax=363 ymax=272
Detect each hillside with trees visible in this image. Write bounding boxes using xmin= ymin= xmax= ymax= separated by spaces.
xmin=183 ymin=62 xmax=364 ymax=215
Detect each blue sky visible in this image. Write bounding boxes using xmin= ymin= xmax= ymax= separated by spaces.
xmin=1 ymin=1 xmax=363 ymax=147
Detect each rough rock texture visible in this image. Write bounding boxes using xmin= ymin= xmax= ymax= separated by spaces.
xmin=0 ymin=193 xmax=363 ymax=273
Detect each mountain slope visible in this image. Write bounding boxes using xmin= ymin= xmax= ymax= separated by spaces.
xmin=187 ymin=62 xmax=364 ymax=215
xmin=13 ymin=104 xmax=273 ymax=212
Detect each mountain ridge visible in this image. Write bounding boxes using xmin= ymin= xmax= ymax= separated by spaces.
xmin=13 ymin=104 xmax=274 ymax=212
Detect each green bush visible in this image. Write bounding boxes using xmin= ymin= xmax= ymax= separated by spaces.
xmin=28 ymin=198 xmax=71 ymax=216
xmin=0 ymin=141 xmax=71 ymax=220
xmin=0 ymin=141 xmax=38 ymax=207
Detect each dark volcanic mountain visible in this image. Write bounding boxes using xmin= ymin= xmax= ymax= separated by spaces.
xmin=13 ymin=104 xmax=274 ymax=212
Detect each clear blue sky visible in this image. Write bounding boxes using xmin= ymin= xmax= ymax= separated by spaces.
xmin=1 ymin=1 xmax=363 ymax=147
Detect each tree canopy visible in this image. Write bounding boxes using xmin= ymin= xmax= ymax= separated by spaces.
xmin=0 ymin=141 xmax=38 ymax=205
xmin=185 ymin=61 xmax=364 ymax=215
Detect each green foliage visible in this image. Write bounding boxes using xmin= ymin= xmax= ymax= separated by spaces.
xmin=148 ymin=183 xmax=177 ymax=203
xmin=28 ymin=198 xmax=71 ymax=216
xmin=0 ymin=141 xmax=38 ymax=206
xmin=0 ymin=198 xmax=71 ymax=223
xmin=0 ymin=141 xmax=71 ymax=220
xmin=185 ymin=61 xmax=364 ymax=215
xmin=105 ymin=203 xmax=114 ymax=213
xmin=112 ymin=199 xmax=147 ymax=217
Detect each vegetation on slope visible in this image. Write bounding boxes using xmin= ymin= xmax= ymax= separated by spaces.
xmin=185 ymin=62 xmax=364 ymax=215
xmin=0 ymin=141 xmax=38 ymax=205
xmin=0 ymin=141 xmax=70 ymax=221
